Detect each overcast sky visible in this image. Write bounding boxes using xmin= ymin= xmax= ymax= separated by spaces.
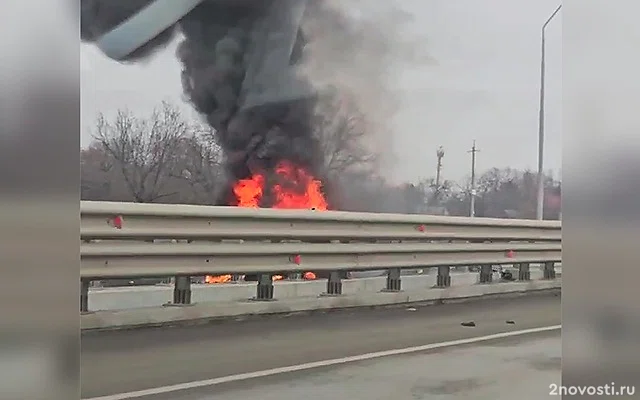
xmin=81 ymin=0 xmax=561 ymax=183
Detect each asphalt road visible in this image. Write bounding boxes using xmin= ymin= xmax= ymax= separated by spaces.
xmin=174 ymin=331 xmax=562 ymax=400
xmin=81 ymin=291 xmax=560 ymax=399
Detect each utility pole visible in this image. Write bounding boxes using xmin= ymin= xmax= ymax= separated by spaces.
xmin=435 ymin=146 xmax=445 ymax=187
xmin=468 ymin=140 xmax=479 ymax=217
xmin=430 ymin=146 xmax=446 ymax=208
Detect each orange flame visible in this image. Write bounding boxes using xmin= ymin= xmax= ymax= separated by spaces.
xmin=232 ymin=174 xmax=264 ymax=208
xmin=205 ymin=160 xmax=327 ymax=283
xmin=272 ymin=161 xmax=329 ymax=210
xmin=233 ymin=160 xmax=328 ymax=210
xmin=205 ymin=274 xmax=232 ymax=284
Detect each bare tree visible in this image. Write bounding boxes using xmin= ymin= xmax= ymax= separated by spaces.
xmin=313 ymin=86 xmax=378 ymax=178
xmin=441 ymin=168 xmax=561 ymax=219
xmin=81 ymin=142 xmax=116 ymax=200
xmin=170 ymin=125 xmax=225 ymax=204
xmin=91 ymin=102 xmax=189 ymax=203
xmin=416 ymin=178 xmax=459 ymax=215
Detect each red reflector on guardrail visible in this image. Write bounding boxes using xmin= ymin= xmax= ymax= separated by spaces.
xmin=291 ymin=254 xmax=302 ymax=265
xmin=417 ymin=225 xmax=426 ymax=232
xmin=109 ymin=215 xmax=124 ymax=229
xmin=506 ymin=250 xmax=514 ymax=258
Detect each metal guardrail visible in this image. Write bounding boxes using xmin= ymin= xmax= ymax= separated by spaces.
xmin=79 ymin=201 xmax=561 ymax=312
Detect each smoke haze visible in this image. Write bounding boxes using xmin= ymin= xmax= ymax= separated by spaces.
xmin=301 ymin=0 xmax=425 ymax=166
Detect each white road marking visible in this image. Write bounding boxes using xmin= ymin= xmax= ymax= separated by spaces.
xmin=84 ymin=325 xmax=561 ymax=400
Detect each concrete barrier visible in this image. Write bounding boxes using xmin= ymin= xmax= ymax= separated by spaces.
xmin=88 ymin=268 xmax=559 ymax=311
xmin=82 ymin=275 xmax=561 ymax=331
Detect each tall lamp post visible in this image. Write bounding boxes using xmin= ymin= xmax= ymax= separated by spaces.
xmin=536 ymin=4 xmax=561 ymax=220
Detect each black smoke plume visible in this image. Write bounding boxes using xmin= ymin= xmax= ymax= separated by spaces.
xmin=81 ymin=0 xmax=327 ymax=207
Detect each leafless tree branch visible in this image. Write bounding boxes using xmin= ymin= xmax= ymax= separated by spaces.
xmin=91 ymin=101 xmax=189 ymax=203
xmin=313 ymin=86 xmax=379 ymax=178
xmin=169 ymin=124 xmax=225 ymax=204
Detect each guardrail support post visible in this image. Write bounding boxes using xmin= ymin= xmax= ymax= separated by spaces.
xmin=518 ymin=263 xmax=531 ymax=281
xmin=543 ymin=262 xmax=556 ymax=279
xmin=80 ymin=279 xmax=90 ymax=312
xmin=479 ymin=265 xmax=493 ymax=283
xmin=436 ymin=266 xmax=451 ymax=288
xmin=384 ymin=268 xmax=402 ymax=292
xmin=255 ymin=274 xmax=275 ymax=301
xmin=288 ymin=272 xmax=302 ymax=281
xmin=325 ymin=271 xmax=343 ymax=296
xmin=173 ymin=276 xmax=192 ymax=305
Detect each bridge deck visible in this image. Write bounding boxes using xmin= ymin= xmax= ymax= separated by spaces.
xmin=188 ymin=332 xmax=561 ymax=400
xmin=81 ymin=292 xmax=560 ymax=399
